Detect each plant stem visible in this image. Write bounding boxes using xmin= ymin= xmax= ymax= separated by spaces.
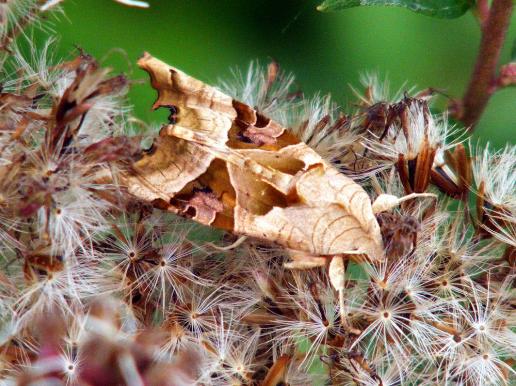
xmin=474 ymin=0 xmax=489 ymax=26
xmin=460 ymin=0 xmax=514 ymax=130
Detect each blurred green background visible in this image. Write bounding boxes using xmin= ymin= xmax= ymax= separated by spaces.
xmin=48 ymin=0 xmax=515 ymax=146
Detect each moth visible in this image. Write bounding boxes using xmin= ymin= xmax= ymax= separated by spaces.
xmin=124 ymin=53 xmax=425 ymax=265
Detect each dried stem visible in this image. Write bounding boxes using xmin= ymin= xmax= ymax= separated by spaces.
xmin=460 ymin=0 xmax=514 ymax=130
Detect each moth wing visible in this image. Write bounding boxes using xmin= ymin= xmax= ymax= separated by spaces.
xmin=125 ymin=54 xmax=236 ymax=201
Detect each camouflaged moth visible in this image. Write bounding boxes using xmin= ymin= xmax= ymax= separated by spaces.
xmin=124 ymin=53 xmax=430 ymax=265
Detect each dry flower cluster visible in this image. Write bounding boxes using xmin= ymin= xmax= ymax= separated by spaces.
xmin=0 ymin=1 xmax=514 ymax=385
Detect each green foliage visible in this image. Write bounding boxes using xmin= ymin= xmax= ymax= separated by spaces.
xmin=317 ymin=0 xmax=474 ymax=18
xmin=511 ymin=37 xmax=516 ymax=61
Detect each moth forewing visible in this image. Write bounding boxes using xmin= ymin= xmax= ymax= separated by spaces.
xmin=126 ymin=54 xmax=386 ymax=262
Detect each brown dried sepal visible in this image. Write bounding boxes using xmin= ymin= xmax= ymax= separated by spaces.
xmin=396 ymin=138 xmax=437 ymax=195
xmin=431 ymin=143 xmax=472 ymax=199
xmin=0 ymin=93 xmax=32 ymax=113
xmin=261 ymin=355 xmax=291 ymax=386
xmin=123 ymin=54 xmax=385 ymax=262
xmin=474 ymin=181 xmax=512 ymax=239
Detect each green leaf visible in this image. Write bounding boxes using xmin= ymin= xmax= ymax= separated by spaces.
xmin=511 ymin=38 xmax=516 ymax=62
xmin=317 ymin=0 xmax=474 ymax=19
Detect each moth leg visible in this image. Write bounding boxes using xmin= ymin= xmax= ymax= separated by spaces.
xmin=284 ymin=249 xmax=328 ymax=269
xmin=372 ymin=192 xmax=437 ymax=214
xmin=205 ymin=235 xmax=248 ymax=251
